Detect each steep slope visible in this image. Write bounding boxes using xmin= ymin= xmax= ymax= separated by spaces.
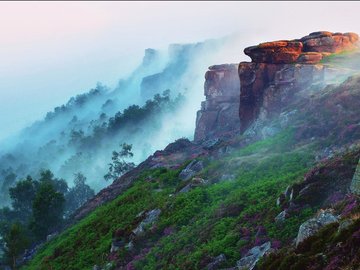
xmin=22 ymin=32 xmax=360 ymax=270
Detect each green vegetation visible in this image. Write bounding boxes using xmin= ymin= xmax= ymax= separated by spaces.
xmin=3 ymin=223 xmax=29 ymax=270
xmin=0 ymin=170 xmax=96 ymax=268
xmin=104 ymin=143 xmax=135 ymax=182
xmin=23 ymin=130 xmax=316 ymax=270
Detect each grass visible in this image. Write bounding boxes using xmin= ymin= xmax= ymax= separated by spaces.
xmin=23 ymin=129 xmax=316 ymax=270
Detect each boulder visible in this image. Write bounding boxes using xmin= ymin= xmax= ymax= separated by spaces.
xmin=236 ymin=241 xmax=271 ymax=270
xmin=296 ymin=209 xmax=338 ymax=246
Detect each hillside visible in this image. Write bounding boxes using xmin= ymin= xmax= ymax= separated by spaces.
xmin=15 ymin=31 xmax=360 ymax=270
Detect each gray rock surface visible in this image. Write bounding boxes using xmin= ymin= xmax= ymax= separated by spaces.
xmin=236 ymin=241 xmax=271 ymax=270
xmin=178 ymin=160 xmax=204 ymax=181
xmin=296 ymin=209 xmax=338 ymax=246
xmin=275 ymin=210 xmax=288 ymax=223
xmin=132 ymin=209 xmax=161 ymax=236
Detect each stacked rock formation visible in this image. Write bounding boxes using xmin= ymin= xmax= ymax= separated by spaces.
xmin=194 ymin=64 xmax=240 ymax=142
xmin=239 ymin=31 xmax=359 ymax=133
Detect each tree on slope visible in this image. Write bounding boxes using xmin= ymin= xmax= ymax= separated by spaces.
xmin=3 ymin=223 xmax=29 ymax=270
xmin=30 ymin=182 xmax=65 ymax=241
xmin=104 ymin=143 xmax=135 ymax=182
xmin=65 ymin=172 xmax=95 ymax=216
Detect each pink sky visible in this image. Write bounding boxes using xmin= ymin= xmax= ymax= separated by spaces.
xmin=1 ymin=1 xmax=360 ymax=140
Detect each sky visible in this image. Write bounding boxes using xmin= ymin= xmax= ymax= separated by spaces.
xmin=1 ymin=1 xmax=360 ymax=141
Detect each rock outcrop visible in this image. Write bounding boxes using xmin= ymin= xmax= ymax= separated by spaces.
xmin=194 ymin=64 xmax=240 ymax=142
xmin=239 ymin=31 xmax=359 ymax=133
xmin=296 ymin=209 xmax=338 ymax=246
xmin=132 ymin=209 xmax=161 ymax=236
xmin=236 ymin=241 xmax=272 ymax=270
xmin=178 ymin=160 xmax=204 ymax=180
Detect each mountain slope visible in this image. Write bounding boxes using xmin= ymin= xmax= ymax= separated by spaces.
xmin=20 ymin=32 xmax=360 ymax=270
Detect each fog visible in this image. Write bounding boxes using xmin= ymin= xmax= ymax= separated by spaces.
xmin=1 ymin=2 xmax=360 ymax=140
xmin=0 ymin=34 xmax=255 ymax=204
xmin=1 ymin=1 xmax=360 ymax=204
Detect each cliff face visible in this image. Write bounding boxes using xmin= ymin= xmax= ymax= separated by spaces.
xmin=194 ymin=64 xmax=240 ymax=142
xmin=239 ymin=31 xmax=359 ymax=133
xmin=195 ymin=31 xmax=359 ymax=140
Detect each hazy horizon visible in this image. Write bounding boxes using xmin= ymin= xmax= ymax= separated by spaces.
xmin=1 ymin=1 xmax=360 ymax=141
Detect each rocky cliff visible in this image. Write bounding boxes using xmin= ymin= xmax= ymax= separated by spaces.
xmin=194 ymin=64 xmax=240 ymax=142
xmin=239 ymin=31 xmax=359 ymax=133
xmin=195 ymin=31 xmax=359 ymax=140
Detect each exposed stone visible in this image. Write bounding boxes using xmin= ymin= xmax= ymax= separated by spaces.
xmin=239 ymin=62 xmax=325 ymax=132
xmin=284 ymin=185 xmax=292 ymax=199
xmin=238 ymin=31 xmax=359 ymax=133
xmin=202 ymin=138 xmax=222 ymax=150
xmin=132 ymin=209 xmax=161 ymax=236
xmin=350 ymin=159 xmax=360 ymax=195
xmin=236 ymin=241 xmax=271 ymax=270
xmin=276 ymin=194 xmax=285 ymax=207
xmin=103 ymin=262 xmax=115 ymax=270
xmin=296 ymin=209 xmax=338 ymax=246
xmin=194 ymin=64 xmax=240 ymax=142
xmin=206 ymin=254 xmax=226 ymax=270
xmin=275 ymin=210 xmax=288 ymax=223
xmin=110 ymin=239 xmax=125 ymax=253
xmin=125 ymin=240 xmax=134 ymax=251
xmin=297 ymin=52 xmax=323 ymax=64
xmin=179 ymin=177 xmax=208 ymax=193
xmin=178 ymin=160 xmax=204 ymax=181
xmin=244 ymin=41 xmax=303 ymax=64
xmin=301 ymin=32 xmax=359 ymax=53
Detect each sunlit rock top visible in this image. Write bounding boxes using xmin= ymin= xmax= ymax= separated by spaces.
xmin=244 ymin=31 xmax=359 ymax=64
